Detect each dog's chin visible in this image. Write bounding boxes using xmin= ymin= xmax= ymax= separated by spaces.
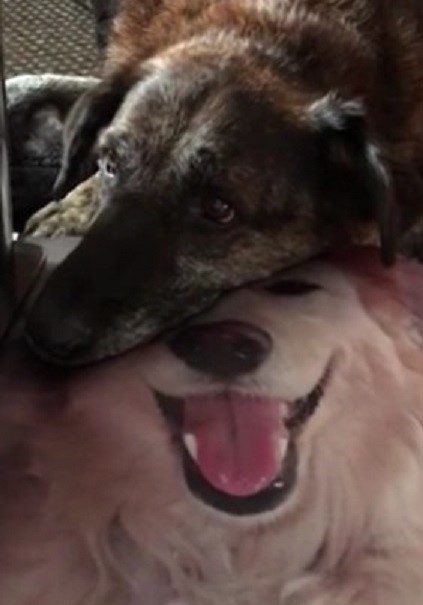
xmin=155 ymin=364 xmax=331 ymax=517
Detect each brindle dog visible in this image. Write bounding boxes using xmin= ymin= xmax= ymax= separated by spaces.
xmin=26 ymin=0 xmax=423 ymax=364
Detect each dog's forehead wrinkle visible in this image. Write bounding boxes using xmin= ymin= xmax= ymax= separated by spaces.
xmin=98 ymin=127 xmax=133 ymax=152
xmin=98 ymin=129 xmax=142 ymax=178
xmin=121 ymin=69 xmax=180 ymax=109
xmin=110 ymin=74 xmax=234 ymax=188
xmin=119 ymin=54 xmax=226 ymax=122
xmin=107 ymin=63 xmax=318 ymax=203
xmin=170 ymin=122 xmax=219 ymax=180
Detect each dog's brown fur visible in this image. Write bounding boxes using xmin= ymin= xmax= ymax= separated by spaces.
xmin=26 ymin=0 xmax=423 ymax=364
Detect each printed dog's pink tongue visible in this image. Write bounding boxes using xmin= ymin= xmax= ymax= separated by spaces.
xmin=183 ymin=393 xmax=287 ymax=497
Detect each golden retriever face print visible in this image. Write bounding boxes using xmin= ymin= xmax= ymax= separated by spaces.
xmin=3 ymin=247 xmax=423 ymax=605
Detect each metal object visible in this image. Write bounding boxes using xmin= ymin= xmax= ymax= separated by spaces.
xmin=0 ymin=5 xmax=46 ymax=341
xmin=0 ymin=4 xmax=84 ymax=344
xmin=0 ymin=3 xmax=12 ymax=263
xmin=0 ymin=55 xmax=12 ymax=266
xmin=0 ymin=0 xmax=15 ymax=335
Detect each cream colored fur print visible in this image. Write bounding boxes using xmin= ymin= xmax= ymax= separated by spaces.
xmin=1 ymin=247 xmax=423 ymax=605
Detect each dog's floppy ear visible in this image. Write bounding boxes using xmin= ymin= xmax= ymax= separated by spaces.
xmin=54 ymin=72 xmax=134 ymax=197
xmin=308 ymin=94 xmax=397 ymax=266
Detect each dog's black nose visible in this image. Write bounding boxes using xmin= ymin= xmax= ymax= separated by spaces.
xmin=168 ymin=321 xmax=272 ymax=379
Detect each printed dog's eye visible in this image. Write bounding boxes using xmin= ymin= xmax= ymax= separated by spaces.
xmin=202 ymin=198 xmax=236 ymax=225
xmin=98 ymin=155 xmax=119 ymax=181
xmin=264 ymin=280 xmax=321 ymax=296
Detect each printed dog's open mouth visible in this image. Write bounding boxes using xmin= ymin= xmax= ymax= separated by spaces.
xmin=156 ymin=363 xmax=331 ymax=516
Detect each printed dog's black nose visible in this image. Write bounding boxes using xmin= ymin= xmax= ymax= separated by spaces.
xmin=168 ymin=321 xmax=272 ymax=379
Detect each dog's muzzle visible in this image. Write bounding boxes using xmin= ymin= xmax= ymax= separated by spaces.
xmin=158 ymin=321 xmax=332 ymax=516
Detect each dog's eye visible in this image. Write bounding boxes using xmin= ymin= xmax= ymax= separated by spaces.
xmin=202 ymin=198 xmax=236 ymax=225
xmin=98 ymin=155 xmax=119 ymax=181
xmin=264 ymin=280 xmax=321 ymax=296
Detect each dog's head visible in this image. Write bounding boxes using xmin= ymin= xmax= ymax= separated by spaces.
xmin=3 ymin=248 xmax=423 ymax=600
xmin=131 ymin=246 xmax=423 ymax=519
xmin=26 ymin=43 xmax=397 ymax=364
